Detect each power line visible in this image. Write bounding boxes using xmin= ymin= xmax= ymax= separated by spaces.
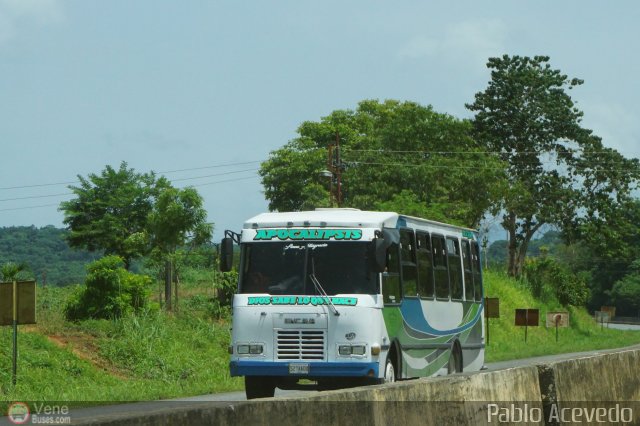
xmin=0 ymin=174 xmax=262 ymax=212
xmin=0 ymin=193 xmax=71 ymax=202
xmin=0 ymin=169 xmax=260 ymax=203
xmin=171 ymin=168 xmax=259 ymax=183
xmin=0 ymin=160 xmax=264 ymax=191
xmin=159 ymin=160 xmax=261 ymax=174
xmin=0 ymin=203 xmax=60 ymax=212
xmin=186 ymin=175 xmax=259 ymax=188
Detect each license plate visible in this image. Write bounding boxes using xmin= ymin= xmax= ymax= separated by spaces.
xmin=288 ymin=363 xmax=310 ymax=375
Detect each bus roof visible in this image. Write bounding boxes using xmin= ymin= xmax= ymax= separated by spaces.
xmin=243 ymin=209 xmax=477 ymax=234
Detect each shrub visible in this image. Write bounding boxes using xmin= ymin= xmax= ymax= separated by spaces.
xmin=65 ymin=256 xmax=152 ymax=320
xmin=609 ymin=262 xmax=640 ymax=316
xmin=523 ymin=256 xmax=589 ymax=307
xmin=215 ymin=270 xmax=237 ymax=306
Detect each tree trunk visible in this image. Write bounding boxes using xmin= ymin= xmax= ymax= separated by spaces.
xmin=164 ymin=259 xmax=172 ymax=311
xmin=174 ymin=270 xmax=179 ymax=313
xmin=505 ymin=212 xmax=518 ymax=276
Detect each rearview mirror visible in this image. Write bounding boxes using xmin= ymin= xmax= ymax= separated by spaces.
xmin=220 ymin=237 xmax=234 ymax=272
xmin=369 ymin=237 xmax=386 ymax=273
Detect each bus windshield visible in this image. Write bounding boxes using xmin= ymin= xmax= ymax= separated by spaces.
xmin=239 ymin=241 xmax=376 ymax=295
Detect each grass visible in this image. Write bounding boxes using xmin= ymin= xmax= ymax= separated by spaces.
xmin=0 ymin=279 xmax=242 ymax=404
xmin=1 ymin=268 xmax=640 ymax=404
xmin=483 ymin=270 xmax=640 ymax=362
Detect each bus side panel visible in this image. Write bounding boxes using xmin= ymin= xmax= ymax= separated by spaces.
xmin=382 ymin=299 xmax=484 ymax=378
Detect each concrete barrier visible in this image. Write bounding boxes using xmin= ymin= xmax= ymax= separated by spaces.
xmin=70 ymin=349 xmax=640 ymax=426
xmin=537 ymin=349 xmax=640 ymax=424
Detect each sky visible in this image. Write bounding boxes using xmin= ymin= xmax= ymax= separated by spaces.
xmin=1 ymin=1 xmax=639 ymax=241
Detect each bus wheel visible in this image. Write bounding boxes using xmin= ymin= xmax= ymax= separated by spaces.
xmin=447 ymin=343 xmax=463 ymax=374
xmin=245 ymin=376 xmax=276 ymax=400
xmin=384 ymin=357 xmax=396 ymax=383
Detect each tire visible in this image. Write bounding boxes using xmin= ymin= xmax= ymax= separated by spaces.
xmin=244 ymin=376 xmax=276 ymax=400
xmin=383 ymin=356 xmax=396 ymax=384
xmin=447 ymin=343 xmax=463 ymax=375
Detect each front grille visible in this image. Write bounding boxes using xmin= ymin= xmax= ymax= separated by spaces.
xmin=276 ymin=329 xmax=325 ymax=360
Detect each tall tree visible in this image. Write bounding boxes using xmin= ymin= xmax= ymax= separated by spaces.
xmin=260 ymin=99 xmax=506 ymax=228
xmin=467 ymin=55 xmax=639 ymax=276
xmin=147 ymin=187 xmax=212 ymax=310
xmin=59 ymin=162 xmax=170 ymax=269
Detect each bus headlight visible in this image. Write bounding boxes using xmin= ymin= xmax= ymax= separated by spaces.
xmin=339 ymin=345 xmax=352 ymax=356
xmin=249 ymin=344 xmax=264 ymax=354
xmin=352 ymin=345 xmax=366 ymax=355
xmin=237 ymin=344 xmax=264 ymax=355
xmin=338 ymin=345 xmax=366 ymax=356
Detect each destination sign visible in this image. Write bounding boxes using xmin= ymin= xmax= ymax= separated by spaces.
xmin=253 ymin=229 xmax=362 ymax=241
xmin=247 ymin=296 xmax=358 ymax=306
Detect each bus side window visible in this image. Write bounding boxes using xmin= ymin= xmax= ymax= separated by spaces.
xmin=462 ymin=239 xmax=473 ymax=301
xmin=447 ymin=238 xmax=463 ymax=301
xmin=383 ymin=242 xmax=401 ymax=305
xmin=400 ymin=229 xmax=417 ymax=298
xmin=471 ymin=241 xmax=483 ymax=301
xmin=432 ymin=235 xmax=450 ymax=300
xmin=417 ymin=231 xmax=434 ymax=299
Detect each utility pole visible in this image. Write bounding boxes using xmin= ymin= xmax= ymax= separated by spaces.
xmin=326 ymin=132 xmax=343 ymax=207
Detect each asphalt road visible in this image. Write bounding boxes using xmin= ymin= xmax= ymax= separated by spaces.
xmin=3 ymin=342 xmax=640 ymax=425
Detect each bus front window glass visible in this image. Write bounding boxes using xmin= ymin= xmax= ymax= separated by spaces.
xmin=239 ymin=242 xmax=375 ymax=295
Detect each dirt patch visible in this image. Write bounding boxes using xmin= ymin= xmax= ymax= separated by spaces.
xmin=47 ymin=333 xmax=129 ymax=379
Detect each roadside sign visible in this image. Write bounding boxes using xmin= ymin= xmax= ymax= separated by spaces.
xmin=0 ymin=280 xmax=36 ymax=388
xmin=595 ymin=311 xmax=611 ymax=330
xmin=515 ymin=308 xmax=539 ymax=343
xmin=601 ymin=306 xmax=616 ymax=319
xmin=484 ymin=297 xmax=500 ymax=318
xmin=545 ymin=312 xmax=569 ymax=328
xmin=546 ymin=311 xmax=569 ymax=343
xmin=0 ymin=281 xmax=36 ymax=325
xmin=515 ymin=308 xmax=539 ymax=327
xmin=484 ymin=297 xmax=499 ymax=346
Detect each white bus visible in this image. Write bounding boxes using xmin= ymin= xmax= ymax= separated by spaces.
xmin=220 ymin=209 xmax=485 ymax=399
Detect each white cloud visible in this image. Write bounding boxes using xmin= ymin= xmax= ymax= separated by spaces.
xmin=399 ymin=18 xmax=507 ymax=65
xmin=0 ymin=0 xmax=64 ymax=44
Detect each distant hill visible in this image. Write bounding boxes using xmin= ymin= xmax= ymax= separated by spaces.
xmin=487 ymin=230 xmax=563 ymax=266
xmin=0 ymin=226 xmax=100 ymax=286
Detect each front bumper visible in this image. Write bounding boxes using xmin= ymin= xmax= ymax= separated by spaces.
xmin=230 ymin=360 xmax=379 ymax=378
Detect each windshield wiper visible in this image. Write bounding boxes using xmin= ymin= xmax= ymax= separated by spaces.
xmin=309 ymin=255 xmax=340 ymax=316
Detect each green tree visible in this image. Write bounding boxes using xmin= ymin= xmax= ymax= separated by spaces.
xmin=578 ymin=199 xmax=640 ymax=311
xmin=0 ymin=261 xmax=29 ymax=282
xmin=59 ymin=162 xmax=170 ymax=269
xmin=65 ymin=256 xmax=152 ymax=320
xmin=146 ymin=187 xmax=213 ymax=310
xmin=467 ymin=55 xmax=639 ymax=277
xmin=609 ymin=261 xmax=640 ymax=317
xmin=260 ymin=99 xmax=506 ymax=228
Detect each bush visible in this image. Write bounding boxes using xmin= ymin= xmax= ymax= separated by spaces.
xmin=65 ymin=256 xmax=152 ymax=321
xmin=523 ymin=256 xmax=589 ymax=307
xmin=609 ymin=262 xmax=640 ymax=317
xmin=215 ymin=270 xmax=237 ymax=306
